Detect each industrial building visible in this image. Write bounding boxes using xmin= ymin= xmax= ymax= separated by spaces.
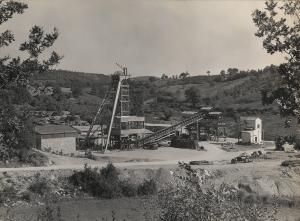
xmin=110 ymin=116 xmax=153 ymax=149
xmin=82 ymin=66 xmax=228 ymax=150
xmin=35 ymin=124 xmax=78 ymax=154
xmin=240 ymin=117 xmax=262 ymax=144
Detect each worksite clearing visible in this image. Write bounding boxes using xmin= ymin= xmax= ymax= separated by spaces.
xmin=0 ymin=140 xmax=273 ymax=171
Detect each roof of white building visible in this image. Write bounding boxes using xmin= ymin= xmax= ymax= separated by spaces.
xmin=240 ymin=116 xmax=261 ymax=121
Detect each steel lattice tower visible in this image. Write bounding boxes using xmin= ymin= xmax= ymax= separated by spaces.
xmin=119 ymin=67 xmax=130 ymax=116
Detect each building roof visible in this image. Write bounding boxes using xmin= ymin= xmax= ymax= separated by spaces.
xmin=241 ymin=130 xmax=254 ymax=134
xmin=60 ymin=87 xmax=72 ymax=93
xmin=201 ymin=107 xmax=213 ymax=111
xmin=145 ymin=123 xmax=172 ymax=127
xmin=72 ymin=125 xmax=103 ymax=133
xmin=240 ymin=116 xmax=261 ymax=121
xmin=35 ymin=124 xmax=78 ymax=135
xmin=208 ymin=111 xmax=222 ymax=115
xmin=182 ymin=111 xmax=198 ymax=115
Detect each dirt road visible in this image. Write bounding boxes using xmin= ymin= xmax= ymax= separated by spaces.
xmin=0 ymin=142 xmax=267 ymax=173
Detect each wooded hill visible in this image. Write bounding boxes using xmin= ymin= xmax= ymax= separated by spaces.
xmin=29 ymin=66 xmax=297 ymax=140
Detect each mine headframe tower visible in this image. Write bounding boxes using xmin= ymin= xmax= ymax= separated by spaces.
xmin=84 ymin=63 xmax=131 ymax=150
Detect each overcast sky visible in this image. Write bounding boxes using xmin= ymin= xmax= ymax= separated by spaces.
xmin=2 ymin=0 xmax=284 ymax=76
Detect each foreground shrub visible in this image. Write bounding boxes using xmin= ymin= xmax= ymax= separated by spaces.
xmin=0 ymin=186 xmax=18 ymax=204
xmin=69 ymin=163 xmax=122 ymax=198
xmin=69 ymin=163 xmax=157 ymax=199
xmin=158 ymin=166 xmax=277 ymax=221
xmin=138 ymin=179 xmax=157 ymax=196
xmin=120 ymin=181 xmax=138 ymax=197
xmin=28 ymin=173 xmax=51 ymax=196
xmin=19 ymin=149 xmax=49 ymax=166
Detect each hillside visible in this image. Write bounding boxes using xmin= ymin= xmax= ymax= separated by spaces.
xmin=28 ymin=66 xmax=297 ymax=140
xmin=32 ymin=69 xmax=110 ymax=87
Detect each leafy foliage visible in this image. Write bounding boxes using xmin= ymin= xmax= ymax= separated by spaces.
xmin=252 ymin=0 xmax=300 ymax=121
xmin=28 ymin=173 xmax=52 ymax=196
xmin=0 ymin=0 xmax=61 ymax=162
xmin=185 ymin=86 xmax=200 ymax=107
xmin=137 ymin=179 xmax=157 ymax=196
xmin=159 ymin=165 xmax=277 ymax=221
xmin=69 ymin=163 xmax=157 ymax=199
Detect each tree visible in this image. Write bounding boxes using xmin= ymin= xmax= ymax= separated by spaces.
xmin=185 ymin=87 xmax=200 ymax=107
xmin=227 ymin=68 xmax=239 ymax=76
xmin=161 ymin=73 xmax=168 ymax=79
xmin=252 ymin=0 xmax=300 ymax=121
xmin=0 ymin=0 xmax=61 ymax=161
xmin=148 ymin=76 xmax=156 ymax=82
xmin=161 ymin=107 xmax=172 ymax=121
xmin=220 ymin=70 xmax=226 ymax=80
xmin=179 ymin=71 xmax=190 ymax=79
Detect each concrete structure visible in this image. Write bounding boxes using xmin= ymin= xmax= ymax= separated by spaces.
xmin=60 ymin=87 xmax=72 ymax=94
xmin=35 ymin=124 xmax=78 ymax=154
xmin=240 ymin=117 xmax=262 ymax=144
xmin=111 ymin=116 xmax=151 ymax=149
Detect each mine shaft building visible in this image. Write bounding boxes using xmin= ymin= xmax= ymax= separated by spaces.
xmin=110 ymin=116 xmax=152 ymax=149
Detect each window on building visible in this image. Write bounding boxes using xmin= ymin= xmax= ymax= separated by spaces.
xmin=257 ymin=124 xmax=260 ymax=129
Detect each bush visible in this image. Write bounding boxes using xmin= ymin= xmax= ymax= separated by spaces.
xmin=0 ymin=186 xmax=17 ymax=204
xmin=158 ymin=166 xmax=277 ymax=221
xmin=84 ymin=149 xmax=96 ymax=160
xmin=19 ymin=149 xmax=49 ymax=166
xmin=69 ymin=163 xmax=157 ymax=199
xmin=28 ymin=173 xmax=51 ymax=196
xmin=138 ymin=179 xmax=157 ymax=196
xmin=69 ymin=163 xmax=121 ymax=198
xmin=0 ymin=147 xmax=11 ymax=163
xmin=120 ymin=181 xmax=137 ymax=197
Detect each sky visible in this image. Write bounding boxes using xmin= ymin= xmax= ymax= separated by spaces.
xmin=1 ymin=0 xmax=285 ymax=77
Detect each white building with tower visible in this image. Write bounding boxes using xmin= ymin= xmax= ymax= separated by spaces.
xmin=240 ymin=117 xmax=262 ymax=144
